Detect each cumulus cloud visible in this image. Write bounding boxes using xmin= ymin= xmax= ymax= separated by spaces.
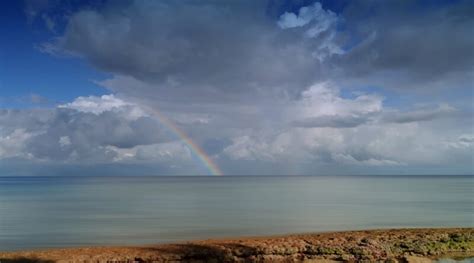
xmin=0 ymin=94 xmax=222 ymax=174
xmin=0 ymin=95 xmax=180 ymax=164
xmin=287 ymin=82 xmax=382 ymax=128
xmin=59 ymin=95 xmax=131 ymax=114
xmin=59 ymin=94 xmax=146 ymax=119
xmin=288 ymin=83 xmax=461 ymax=128
xmin=222 ymin=81 xmax=472 ymax=170
xmin=0 ymin=129 xmax=35 ymax=159
xmin=223 ymin=118 xmax=472 ymax=168
xmin=295 ymin=82 xmax=382 ymax=115
xmin=277 ymin=2 xmax=343 ymax=61
xmin=278 ymin=2 xmax=337 ymax=31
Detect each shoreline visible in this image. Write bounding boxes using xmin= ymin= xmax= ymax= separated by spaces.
xmin=0 ymin=228 xmax=472 ymax=262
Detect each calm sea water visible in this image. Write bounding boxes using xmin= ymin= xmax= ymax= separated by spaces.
xmin=0 ymin=175 xmax=472 ymax=251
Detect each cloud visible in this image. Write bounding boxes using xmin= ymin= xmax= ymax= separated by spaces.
xmin=223 ymin=135 xmax=274 ymax=161
xmin=288 ymin=83 xmax=461 ymax=128
xmin=2 ymin=85 xmax=472 ymax=174
xmin=59 ymin=94 xmax=129 ymax=114
xmin=0 ymin=95 xmax=175 ymax=163
xmin=382 ymin=105 xmax=457 ymax=124
xmin=0 ymin=129 xmax=35 ymax=159
xmin=297 ymin=82 xmax=383 ymax=115
xmin=287 ymin=82 xmax=382 ymax=128
xmin=43 ymin=0 xmax=334 ymax=105
xmin=332 ymin=0 xmax=474 ymax=90
xmin=223 ymin=118 xmax=473 ymax=168
xmin=292 ymin=115 xmax=368 ymax=128
xmin=45 ymin=0 xmax=473 ymax=107
xmin=277 ymin=2 xmax=343 ymax=61
xmin=445 ymin=134 xmax=474 ymax=150
xmin=0 ymin=93 xmax=224 ymax=175
xmin=58 ymin=94 xmax=146 ymax=119
xmin=277 ymin=2 xmax=337 ymax=31
xmin=222 ymin=81 xmax=472 ymax=170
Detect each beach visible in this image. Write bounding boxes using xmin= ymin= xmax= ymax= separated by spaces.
xmin=1 ymin=228 xmax=472 ymax=262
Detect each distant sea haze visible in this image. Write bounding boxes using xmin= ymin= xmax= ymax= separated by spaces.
xmin=0 ymin=175 xmax=472 ymax=251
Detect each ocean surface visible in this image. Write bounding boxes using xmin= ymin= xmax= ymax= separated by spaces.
xmin=0 ymin=175 xmax=472 ymax=251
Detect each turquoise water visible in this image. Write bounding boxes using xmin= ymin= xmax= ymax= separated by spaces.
xmin=0 ymin=175 xmax=472 ymax=251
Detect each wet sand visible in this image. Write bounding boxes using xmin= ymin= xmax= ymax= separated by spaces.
xmin=0 ymin=228 xmax=472 ymax=262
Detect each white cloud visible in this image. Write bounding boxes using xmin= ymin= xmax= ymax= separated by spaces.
xmin=288 ymin=82 xmax=382 ymax=128
xmin=59 ymin=94 xmax=146 ymax=120
xmin=277 ymin=2 xmax=344 ymax=61
xmin=222 ymin=82 xmax=471 ymax=169
xmin=300 ymin=82 xmax=382 ymax=115
xmin=277 ymin=2 xmax=336 ymax=33
xmin=0 ymin=95 xmax=173 ymax=163
xmin=59 ymin=95 xmax=127 ymax=114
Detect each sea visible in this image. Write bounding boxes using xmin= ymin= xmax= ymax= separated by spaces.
xmin=0 ymin=175 xmax=472 ymax=251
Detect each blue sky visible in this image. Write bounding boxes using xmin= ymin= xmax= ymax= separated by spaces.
xmin=0 ymin=0 xmax=472 ymax=176
xmin=0 ymin=0 xmax=106 ymax=108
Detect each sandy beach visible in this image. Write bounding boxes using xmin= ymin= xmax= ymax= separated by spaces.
xmin=0 ymin=228 xmax=472 ymax=262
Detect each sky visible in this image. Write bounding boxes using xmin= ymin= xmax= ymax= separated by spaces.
xmin=0 ymin=0 xmax=473 ymax=176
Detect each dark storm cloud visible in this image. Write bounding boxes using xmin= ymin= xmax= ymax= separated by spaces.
xmin=48 ymin=0 xmax=341 ymax=103
xmin=46 ymin=0 xmax=474 ymax=104
xmin=333 ymin=0 xmax=474 ymax=89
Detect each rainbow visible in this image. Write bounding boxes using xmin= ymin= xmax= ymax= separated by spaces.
xmin=146 ymin=107 xmax=223 ymax=176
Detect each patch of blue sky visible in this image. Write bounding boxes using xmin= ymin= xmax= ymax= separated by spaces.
xmin=0 ymin=1 xmax=108 ymax=108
